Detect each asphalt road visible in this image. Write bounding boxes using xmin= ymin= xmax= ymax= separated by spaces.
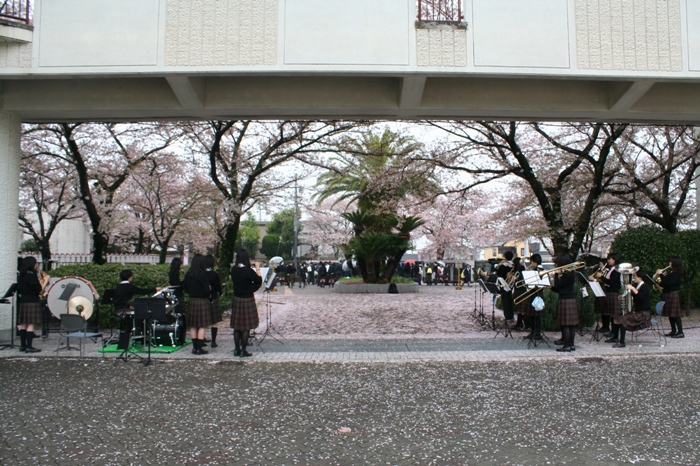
xmin=2 ymin=355 xmax=699 ymax=465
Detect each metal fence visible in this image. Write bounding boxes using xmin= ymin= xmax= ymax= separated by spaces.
xmin=0 ymin=0 xmax=31 ymax=24
xmin=417 ymin=0 xmax=463 ymax=23
xmin=22 ymin=253 xmax=162 ymax=269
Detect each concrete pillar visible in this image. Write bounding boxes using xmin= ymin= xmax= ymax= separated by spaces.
xmin=0 ymin=112 xmax=21 ymax=343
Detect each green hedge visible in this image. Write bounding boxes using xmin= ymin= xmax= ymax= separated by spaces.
xmin=49 ymin=264 xmax=233 ymax=328
xmin=612 ymin=225 xmax=699 ymax=311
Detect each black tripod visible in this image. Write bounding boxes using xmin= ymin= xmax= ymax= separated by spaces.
xmin=258 ymin=284 xmax=284 ymax=346
xmin=474 ymin=280 xmax=491 ymax=329
xmin=0 ymin=283 xmax=18 ymax=350
xmin=133 ymin=298 xmax=167 ymax=366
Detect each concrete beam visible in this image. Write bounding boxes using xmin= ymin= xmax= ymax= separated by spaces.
xmin=165 ymin=76 xmax=205 ymax=109
xmin=609 ymin=80 xmax=656 ymax=112
xmin=399 ymin=76 xmax=427 ymax=110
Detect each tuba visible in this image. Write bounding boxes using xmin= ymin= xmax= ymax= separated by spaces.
xmin=618 ymin=263 xmax=639 ymax=315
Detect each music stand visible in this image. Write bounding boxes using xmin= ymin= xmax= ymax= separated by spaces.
xmin=0 ymin=283 xmax=18 ymax=350
xmin=133 ymin=298 xmax=167 ymax=366
xmin=258 ymin=273 xmax=284 ymax=346
xmin=474 ymin=279 xmax=490 ymax=328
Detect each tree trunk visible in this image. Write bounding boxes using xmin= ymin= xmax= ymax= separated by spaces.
xmin=218 ymin=216 xmax=242 ymax=273
xmin=38 ymin=240 xmax=51 ymax=271
xmin=92 ymin=231 xmax=109 ymax=265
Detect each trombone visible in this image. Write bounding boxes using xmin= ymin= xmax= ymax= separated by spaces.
xmin=513 ymin=261 xmax=585 ymax=305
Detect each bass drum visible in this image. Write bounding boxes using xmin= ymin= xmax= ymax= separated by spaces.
xmin=152 ymin=314 xmax=185 ymax=347
xmin=45 ymin=276 xmax=99 ymax=320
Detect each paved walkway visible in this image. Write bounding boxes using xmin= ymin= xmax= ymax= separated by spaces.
xmin=1 ymin=285 xmax=699 ymax=465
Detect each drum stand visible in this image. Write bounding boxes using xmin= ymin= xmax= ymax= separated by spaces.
xmin=258 ymin=288 xmax=284 ymax=346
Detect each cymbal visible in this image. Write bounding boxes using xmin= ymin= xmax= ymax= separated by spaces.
xmin=67 ymin=295 xmax=94 ymax=320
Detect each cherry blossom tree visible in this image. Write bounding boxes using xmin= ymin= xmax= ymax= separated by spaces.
xmin=126 ymin=155 xmax=213 ymax=263
xmin=607 ymin=125 xmax=700 ymax=233
xmin=425 ymin=122 xmax=629 ymax=257
xmin=22 ymin=122 xmax=179 ymax=264
xmin=182 ymin=120 xmax=357 ymax=272
xmin=17 ymin=149 xmax=81 ymax=267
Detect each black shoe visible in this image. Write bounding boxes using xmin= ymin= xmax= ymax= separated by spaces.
xmin=24 ymin=347 xmax=41 ymax=353
xmin=522 ymin=333 xmax=533 ymax=340
xmin=613 ymin=343 xmax=626 ymax=348
xmin=599 ymin=328 xmax=611 ymax=334
xmin=603 ymin=332 xmax=614 ymax=338
xmin=671 ymin=333 xmax=685 ymax=339
xmin=605 ymin=338 xmax=619 ymax=343
xmin=553 ymin=339 xmax=565 ymax=345
xmin=569 ymin=346 xmax=575 ymax=351
xmin=556 ymin=346 xmax=572 ymax=352
xmin=665 ymin=331 xmax=677 ymax=337
xmin=211 ymin=342 xmax=218 ymax=348
xmin=240 ymin=350 xmax=252 ymax=357
xmin=234 ymin=349 xmax=241 ymax=357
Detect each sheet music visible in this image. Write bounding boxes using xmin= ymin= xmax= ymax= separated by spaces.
xmin=260 ymin=267 xmax=270 ymax=284
xmin=520 ymin=270 xmax=550 ymax=288
xmin=587 ymin=280 xmax=606 ymax=297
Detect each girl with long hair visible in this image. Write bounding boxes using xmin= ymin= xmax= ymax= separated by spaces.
xmin=229 ymin=249 xmax=262 ymax=357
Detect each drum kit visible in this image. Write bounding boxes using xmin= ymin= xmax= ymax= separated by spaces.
xmin=116 ymin=287 xmax=186 ymax=351
xmin=45 ymin=277 xmax=185 ymax=349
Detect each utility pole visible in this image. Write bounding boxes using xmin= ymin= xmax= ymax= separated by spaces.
xmin=293 ymin=177 xmax=299 ymax=271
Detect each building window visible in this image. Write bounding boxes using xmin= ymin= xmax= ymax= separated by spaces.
xmin=521 ymin=248 xmax=525 ymax=257
xmin=417 ymin=0 xmax=463 ymax=23
xmin=492 ymin=248 xmax=497 ymax=257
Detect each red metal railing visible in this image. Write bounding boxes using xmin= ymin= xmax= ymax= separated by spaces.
xmin=417 ymin=0 xmax=463 ymax=22
xmin=0 ymin=0 xmax=31 ymax=24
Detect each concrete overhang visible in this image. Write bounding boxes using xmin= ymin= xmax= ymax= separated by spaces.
xmin=3 ymin=73 xmax=700 ymax=124
xmin=0 ymin=20 xmax=32 ymax=43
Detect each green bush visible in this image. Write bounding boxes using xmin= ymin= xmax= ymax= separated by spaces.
xmin=611 ymin=225 xmax=683 ymax=274
xmin=612 ymin=225 xmax=699 ymax=311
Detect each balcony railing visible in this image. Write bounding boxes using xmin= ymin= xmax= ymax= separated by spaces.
xmin=0 ymin=0 xmax=31 ymax=24
xmin=417 ymin=0 xmax=463 ymax=23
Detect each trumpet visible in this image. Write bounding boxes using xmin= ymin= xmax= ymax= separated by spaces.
xmin=588 ymin=265 xmax=608 ymax=282
xmin=652 ymin=266 xmax=671 ymax=292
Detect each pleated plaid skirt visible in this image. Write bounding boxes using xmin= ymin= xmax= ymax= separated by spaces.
xmin=557 ymin=298 xmax=579 ymax=326
xmin=661 ymin=291 xmax=681 ymax=317
xmin=209 ymin=298 xmax=222 ymax=324
xmin=18 ymin=302 xmax=43 ymax=325
xmin=619 ymin=311 xmax=651 ymax=331
xmin=515 ymin=296 xmax=530 ymax=316
xmin=230 ymin=296 xmax=259 ymax=331
xmin=187 ymin=298 xmax=216 ymax=328
xmin=605 ymin=292 xmax=622 ymax=317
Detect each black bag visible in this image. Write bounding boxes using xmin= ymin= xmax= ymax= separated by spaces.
xmin=388 ymin=283 xmax=399 ymax=294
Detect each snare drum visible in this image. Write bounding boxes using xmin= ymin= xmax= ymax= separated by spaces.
xmin=45 ymin=276 xmax=99 ymax=320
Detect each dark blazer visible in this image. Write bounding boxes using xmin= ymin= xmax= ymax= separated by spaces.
xmin=17 ymin=271 xmax=42 ymax=303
